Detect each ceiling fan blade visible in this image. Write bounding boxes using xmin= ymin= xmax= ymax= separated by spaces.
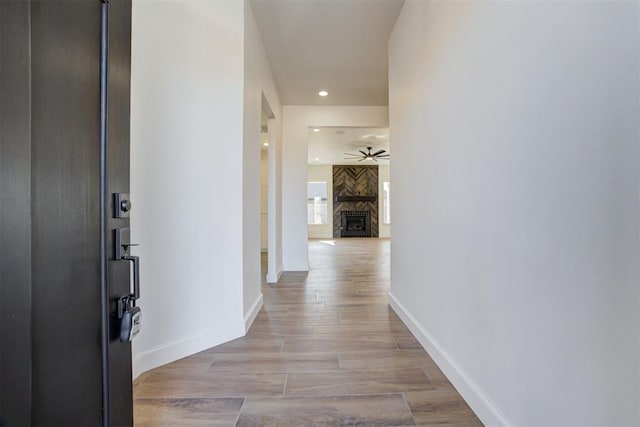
xmin=372 ymin=149 xmax=386 ymax=156
xmin=376 ymin=154 xmax=390 ymax=158
xmin=358 ymin=150 xmax=368 ymax=156
xmin=358 ymin=158 xmax=366 ymax=161
xmin=344 ymin=153 xmax=361 ymax=157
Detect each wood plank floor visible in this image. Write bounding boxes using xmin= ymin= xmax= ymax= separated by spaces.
xmin=134 ymin=238 xmax=483 ymax=426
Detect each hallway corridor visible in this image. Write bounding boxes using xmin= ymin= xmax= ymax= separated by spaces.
xmin=133 ymin=239 xmax=482 ymax=426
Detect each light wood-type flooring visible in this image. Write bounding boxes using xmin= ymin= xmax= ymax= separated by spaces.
xmin=134 ymin=238 xmax=483 ymax=426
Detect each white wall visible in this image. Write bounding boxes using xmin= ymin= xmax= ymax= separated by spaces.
xmin=260 ymin=150 xmax=268 ymax=251
xmin=389 ymin=1 xmax=640 ymax=426
xmin=130 ymin=0 xmax=246 ymax=377
xmin=282 ymin=106 xmax=389 ymax=270
xmin=243 ymin=1 xmax=282 ymax=322
xmin=378 ymin=164 xmax=390 ymax=239
xmin=307 ymin=165 xmax=333 ymax=239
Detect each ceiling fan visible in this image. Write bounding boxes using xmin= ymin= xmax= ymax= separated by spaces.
xmin=344 ymin=146 xmax=390 ymax=162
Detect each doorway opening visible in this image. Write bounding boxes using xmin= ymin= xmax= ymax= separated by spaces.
xmin=306 ymin=126 xmax=391 ymax=242
xmin=260 ymin=95 xmax=279 ymax=284
xmin=305 ymin=126 xmax=391 ymax=285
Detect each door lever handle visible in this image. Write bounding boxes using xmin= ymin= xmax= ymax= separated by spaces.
xmin=114 ymin=228 xmax=143 ymax=342
xmin=122 ymin=255 xmax=140 ymax=300
xmin=115 ymin=228 xmax=140 ymax=301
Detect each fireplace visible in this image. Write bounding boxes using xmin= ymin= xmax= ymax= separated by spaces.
xmin=340 ymin=211 xmax=371 ymax=237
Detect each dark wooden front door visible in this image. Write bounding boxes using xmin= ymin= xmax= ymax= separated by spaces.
xmin=0 ymin=1 xmax=134 ymax=425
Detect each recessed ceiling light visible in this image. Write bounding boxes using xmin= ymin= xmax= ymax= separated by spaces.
xmin=313 ymin=128 xmax=320 ymax=132
xmin=314 ymin=158 xmax=320 ymax=161
xmin=263 ymin=142 xmax=269 ymax=146
xmin=318 ymin=90 xmax=328 ymax=97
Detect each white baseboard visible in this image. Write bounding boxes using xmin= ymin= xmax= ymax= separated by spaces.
xmin=388 ymin=292 xmax=511 ymax=427
xmin=266 ymin=266 xmax=283 ymax=284
xmin=132 ymin=322 xmax=244 ymax=379
xmin=244 ymin=293 xmax=264 ymax=333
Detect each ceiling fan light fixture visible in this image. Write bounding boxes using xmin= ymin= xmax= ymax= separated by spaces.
xmin=343 ymin=146 xmax=390 ymax=162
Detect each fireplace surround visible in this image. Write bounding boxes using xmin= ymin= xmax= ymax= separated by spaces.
xmin=333 ymin=165 xmax=378 ymax=237
xmin=340 ymin=211 xmax=371 ymax=237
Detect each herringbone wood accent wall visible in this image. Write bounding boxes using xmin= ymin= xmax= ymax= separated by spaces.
xmin=333 ymin=165 xmax=378 ymax=237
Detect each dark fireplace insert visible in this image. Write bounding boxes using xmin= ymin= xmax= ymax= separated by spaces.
xmin=340 ymin=211 xmax=371 ymax=237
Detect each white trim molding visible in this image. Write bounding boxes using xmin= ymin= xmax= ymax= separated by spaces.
xmin=132 ymin=322 xmax=244 ymax=380
xmin=388 ymin=292 xmax=512 ymax=427
xmin=266 ymin=266 xmax=282 ymax=284
xmin=244 ymin=292 xmax=264 ymax=333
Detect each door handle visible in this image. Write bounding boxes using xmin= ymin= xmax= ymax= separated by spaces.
xmin=115 ymin=228 xmax=140 ymax=301
xmin=115 ymin=228 xmax=142 ymax=341
xmin=119 ymin=254 xmax=141 ymax=342
xmin=122 ymin=255 xmax=140 ymax=300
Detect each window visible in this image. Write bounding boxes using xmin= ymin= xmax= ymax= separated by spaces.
xmin=383 ymin=182 xmax=390 ymax=224
xmin=307 ymin=182 xmax=328 ymax=225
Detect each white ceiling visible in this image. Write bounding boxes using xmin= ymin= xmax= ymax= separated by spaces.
xmin=308 ymin=127 xmax=389 ymax=165
xmin=250 ymin=0 xmax=405 ymax=106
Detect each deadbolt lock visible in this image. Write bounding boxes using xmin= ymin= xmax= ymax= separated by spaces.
xmin=114 ymin=193 xmax=131 ymax=218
